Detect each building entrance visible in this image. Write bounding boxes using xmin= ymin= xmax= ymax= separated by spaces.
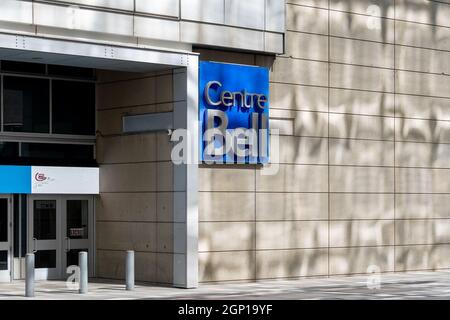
xmin=27 ymin=195 xmax=94 ymax=280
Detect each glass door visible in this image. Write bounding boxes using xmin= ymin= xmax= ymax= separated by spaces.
xmin=28 ymin=195 xmax=94 ymax=280
xmin=62 ymin=196 xmax=94 ymax=277
xmin=0 ymin=196 xmax=11 ymax=282
xmin=28 ymin=197 xmax=61 ymax=280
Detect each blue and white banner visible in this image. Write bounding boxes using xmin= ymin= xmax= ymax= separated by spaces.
xmin=199 ymin=61 xmax=270 ymax=164
xmin=0 ymin=165 xmax=99 ymax=194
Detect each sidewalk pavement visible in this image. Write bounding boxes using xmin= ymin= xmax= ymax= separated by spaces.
xmin=1 ymin=270 xmax=450 ymax=300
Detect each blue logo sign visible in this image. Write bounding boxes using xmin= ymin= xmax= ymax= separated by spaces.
xmin=0 ymin=165 xmax=31 ymax=194
xmin=199 ymin=61 xmax=269 ymax=164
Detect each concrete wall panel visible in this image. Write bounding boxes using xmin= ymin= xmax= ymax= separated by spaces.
xmin=180 ymin=21 xmax=265 ymax=52
xmin=135 ymin=0 xmax=179 ymax=17
xmin=286 ymin=32 xmax=328 ymax=61
xmin=286 ymin=4 xmax=328 ymax=34
xmin=330 ymin=64 xmax=394 ymax=92
xmin=270 ymin=83 xmax=328 ymax=112
xmin=329 ymin=246 xmax=395 ymax=274
xmin=181 ymin=0 xmax=224 ymax=24
xmin=330 ymin=11 xmax=395 ymax=43
xmin=269 ymin=57 xmax=329 ymax=86
xmin=288 ymin=0 xmax=328 ymax=9
xmin=34 ymin=3 xmax=134 ymax=36
xmin=256 ymin=164 xmax=328 ymax=192
xmin=330 ymin=37 xmax=394 ymax=68
xmin=256 ymin=193 xmax=328 ymax=221
xmin=396 ymin=219 xmax=450 ymax=246
xmin=199 ymin=251 xmax=255 ymax=282
xmin=396 ymin=194 xmax=450 ymax=219
xmin=330 ymin=0 xmax=395 ymax=18
xmin=396 ymin=94 xmax=450 ymax=121
xmin=96 ymin=193 xmax=157 ymax=222
xmin=275 ymin=136 xmax=328 ymax=165
xmin=199 ymin=222 xmax=254 ymax=251
xmin=396 ymin=168 xmax=450 ymax=193
xmin=199 ymin=167 xmax=255 ymax=192
xmin=330 ymin=220 xmax=395 ymax=247
xmin=225 ymin=0 xmax=265 ymax=30
xmin=396 ymin=20 xmax=450 ymax=51
xmin=329 ymin=113 xmax=395 ymax=140
xmin=256 ymin=221 xmax=328 ymax=250
xmin=396 ymin=244 xmax=450 ymax=271
xmin=199 ymin=192 xmax=255 ymax=222
xmin=329 ymin=138 xmax=394 ymax=166
xmin=330 ymin=166 xmax=394 ymax=193
xmin=256 ymin=248 xmax=328 ymax=278
xmin=329 ymin=89 xmax=395 ymax=117
xmin=330 ymin=193 xmax=395 ymax=220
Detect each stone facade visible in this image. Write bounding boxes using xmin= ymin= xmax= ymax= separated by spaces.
xmin=197 ymin=0 xmax=450 ymax=282
xmin=95 ymin=70 xmax=176 ymax=284
xmin=93 ymin=0 xmax=450 ymax=284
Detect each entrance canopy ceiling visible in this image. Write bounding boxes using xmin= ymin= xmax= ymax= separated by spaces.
xmin=0 ymin=32 xmax=193 ymax=73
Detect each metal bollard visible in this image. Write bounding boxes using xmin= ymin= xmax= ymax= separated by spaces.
xmin=79 ymin=251 xmax=88 ymax=294
xmin=126 ymin=250 xmax=135 ymax=290
xmin=25 ymin=253 xmax=35 ymax=297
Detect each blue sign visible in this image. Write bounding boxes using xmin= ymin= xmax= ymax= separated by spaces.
xmin=199 ymin=61 xmax=269 ymax=164
xmin=0 ymin=165 xmax=99 ymax=194
xmin=0 ymin=165 xmax=31 ymax=194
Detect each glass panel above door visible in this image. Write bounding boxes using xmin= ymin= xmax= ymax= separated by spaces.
xmin=3 ymin=76 xmax=50 ymax=133
xmin=52 ymin=80 xmax=95 ymax=135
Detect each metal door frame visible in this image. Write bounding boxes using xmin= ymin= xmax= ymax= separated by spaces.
xmin=0 ymin=194 xmax=12 ymax=282
xmin=61 ymin=194 xmax=95 ymax=278
xmin=27 ymin=195 xmax=61 ymax=279
xmin=27 ymin=194 xmax=95 ymax=280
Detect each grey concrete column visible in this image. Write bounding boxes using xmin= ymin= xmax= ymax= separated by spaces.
xmin=172 ymin=54 xmax=199 ymax=288
xmin=126 ymin=250 xmax=135 ymax=290
xmin=79 ymin=251 xmax=88 ymax=294
xmin=25 ymin=253 xmax=35 ymax=297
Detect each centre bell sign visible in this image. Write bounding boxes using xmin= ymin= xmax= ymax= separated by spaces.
xmin=199 ymin=61 xmax=270 ymax=164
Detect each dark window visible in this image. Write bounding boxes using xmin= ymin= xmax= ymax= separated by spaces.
xmin=21 ymin=143 xmax=94 ymax=161
xmin=0 ymin=199 xmax=7 ymax=242
xmin=0 ymin=251 xmax=7 ymax=270
xmin=1 ymin=60 xmax=46 ymax=75
xmin=3 ymin=76 xmax=50 ymax=133
xmin=33 ymin=200 xmax=56 ymax=240
xmin=48 ymin=65 xmax=94 ymax=79
xmin=52 ymin=80 xmax=95 ymax=135
xmin=0 ymin=142 xmax=19 ymax=158
xmin=66 ymin=200 xmax=89 ymax=240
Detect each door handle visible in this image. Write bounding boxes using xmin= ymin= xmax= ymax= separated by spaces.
xmin=32 ymin=238 xmax=37 ymax=253
xmin=65 ymin=237 xmax=71 ymax=252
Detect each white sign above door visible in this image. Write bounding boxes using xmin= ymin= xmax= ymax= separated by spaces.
xmin=31 ymin=166 xmax=99 ymax=194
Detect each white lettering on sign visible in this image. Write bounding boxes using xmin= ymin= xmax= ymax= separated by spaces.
xmin=202 ymin=109 xmax=268 ymax=163
xmin=204 ymin=81 xmax=268 ymax=109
